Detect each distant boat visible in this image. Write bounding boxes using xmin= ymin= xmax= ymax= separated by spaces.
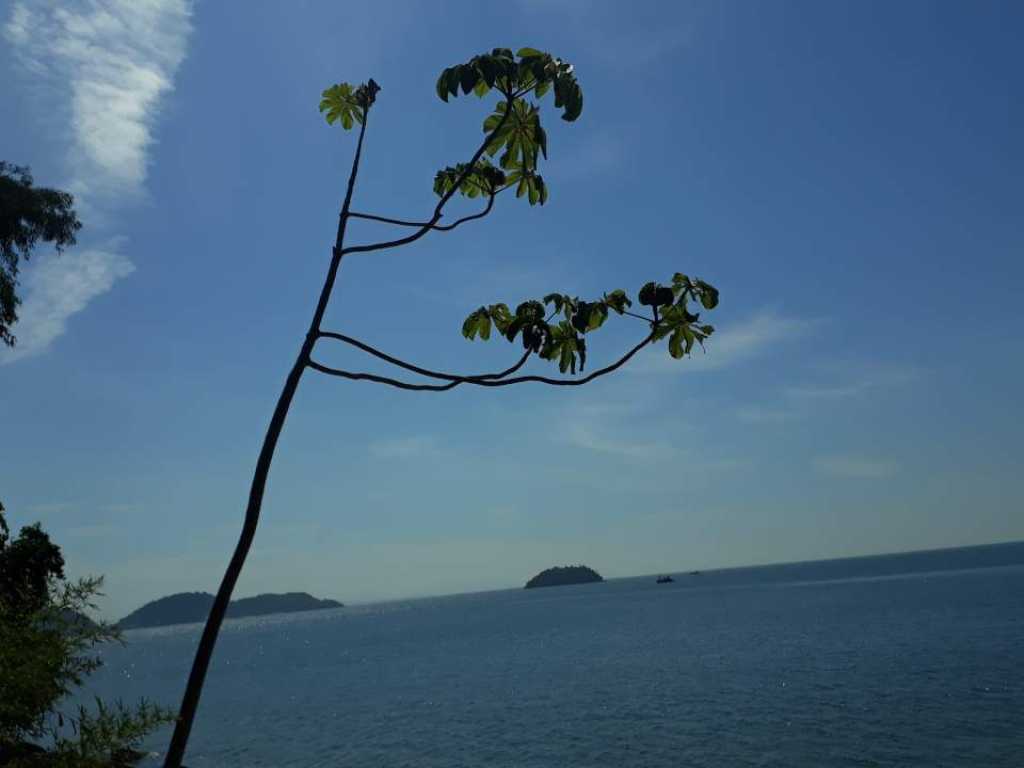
xmin=656 ymin=575 xmax=674 ymax=584
xmin=688 ymin=570 xmax=702 ymax=576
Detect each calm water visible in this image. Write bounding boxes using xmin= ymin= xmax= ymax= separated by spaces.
xmin=85 ymin=543 xmax=1024 ymax=767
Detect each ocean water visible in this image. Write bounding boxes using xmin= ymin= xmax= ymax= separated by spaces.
xmin=83 ymin=543 xmax=1024 ymax=767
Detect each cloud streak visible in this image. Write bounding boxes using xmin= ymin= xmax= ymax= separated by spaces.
xmin=0 ymin=246 xmax=134 ymax=364
xmin=633 ymin=309 xmax=814 ymax=375
xmin=6 ymin=0 xmax=193 ymax=201
xmin=3 ymin=0 xmax=193 ymax=360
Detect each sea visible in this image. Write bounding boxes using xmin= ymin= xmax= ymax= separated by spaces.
xmin=81 ymin=542 xmax=1024 ymax=767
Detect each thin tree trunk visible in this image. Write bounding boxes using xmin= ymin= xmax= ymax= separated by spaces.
xmin=163 ymin=113 xmax=370 ymax=768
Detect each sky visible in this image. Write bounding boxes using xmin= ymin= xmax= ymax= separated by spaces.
xmin=2 ymin=0 xmax=1022 ymax=620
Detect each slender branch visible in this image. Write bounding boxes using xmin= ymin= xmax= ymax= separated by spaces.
xmin=307 ymin=363 xmax=460 ymax=391
xmin=622 ymin=309 xmax=655 ymax=323
xmin=316 ymin=331 xmax=531 ymax=382
xmin=309 ymin=334 xmax=654 ymax=391
xmin=339 ymin=99 xmax=513 ymax=257
xmin=349 ymin=192 xmax=495 ymax=232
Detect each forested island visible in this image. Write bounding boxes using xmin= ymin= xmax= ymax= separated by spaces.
xmin=118 ymin=591 xmax=343 ymax=629
xmin=524 ymin=565 xmax=604 ymax=589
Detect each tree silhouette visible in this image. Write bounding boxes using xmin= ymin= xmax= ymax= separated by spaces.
xmin=163 ymin=47 xmax=719 ymax=767
xmin=0 ymin=162 xmax=82 ymax=347
xmin=0 ymin=503 xmax=173 ymax=765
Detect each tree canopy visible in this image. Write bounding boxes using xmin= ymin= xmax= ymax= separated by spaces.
xmin=0 ymin=503 xmax=171 ymax=766
xmin=0 ymin=162 xmax=82 ymax=347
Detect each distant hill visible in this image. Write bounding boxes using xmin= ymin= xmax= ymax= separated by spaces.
xmin=118 ymin=591 xmax=343 ymax=629
xmin=524 ymin=565 xmax=604 ymax=589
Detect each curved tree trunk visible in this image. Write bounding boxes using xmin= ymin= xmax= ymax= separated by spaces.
xmin=162 ymin=114 xmax=370 ymax=768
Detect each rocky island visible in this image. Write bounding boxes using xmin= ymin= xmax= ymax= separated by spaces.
xmin=118 ymin=591 xmax=343 ymax=629
xmin=524 ymin=564 xmax=604 ymax=589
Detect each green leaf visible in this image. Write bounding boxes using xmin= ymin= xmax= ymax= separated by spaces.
xmin=478 ymin=56 xmax=498 ymax=87
xmin=460 ymin=65 xmax=479 ymax=95
xmin=669 ymin=327 xmax=684 ymax=359
xmin=638 ymin=282 xmax=659 ymax=307
xmin=604 ymin=289 xmax=631 ymax=313
xmin=543 ymin=293 xmax=564 ymax=313
xmin=536 ymin=124 xmax=548 ymax=160
xmin=517 ymin=47 xmax=545 ymax=58
xmin=446 ymin=67 xmax=461 ymax=98
xmin=698 ymin=282 xmax=719 ymax=309
xmin=488 ymin=303 xmax=512 ymax=334
xmin=462 ymin=308 xmax=484 ymax=339
xmin=319 ymin=83 xmax=362 ymax=130
xmin=436 ymin=69 xmax=451 ymax=101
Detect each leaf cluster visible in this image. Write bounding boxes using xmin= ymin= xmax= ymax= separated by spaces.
xmin=644 ymin=273 xmax=719 ymax=359
xmin=432 ymin=158 xmax=507 ymax=199
xmin=462 ymin=277 xmax=718 ymax=371
xmin=432 ymin=48 xmax=582 ymax=207
xmin=435 ymin=47 xmax=582 ymax=122
xmin=318 ymin=79 xmax=380 ymax=129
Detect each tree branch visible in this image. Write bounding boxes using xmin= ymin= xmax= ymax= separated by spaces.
xmin=348 ymin=192 xmax=496 ymax=232
xmin=307 ymin=363 xmax=460 ymax=392
xmin=308 ymin=334 xmax=654 ymax=391
xmin=315 ymin=331 xmax=532 ymax=382
xmin=339 ymin=100 xmax=513 ymax=257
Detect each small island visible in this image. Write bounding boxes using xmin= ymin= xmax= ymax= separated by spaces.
xmin=118 ymin=591 xmax=343 ymax=629
xmin=524 ymin=564 xmax=604 ymax=589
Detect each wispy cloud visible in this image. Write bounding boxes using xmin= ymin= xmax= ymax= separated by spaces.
xmin=785 ymin=362 xmax=920 ymax=402
xmin=3 ymin=0 xmax=193 ymax=360
xmin=0 ymin=246 xmax=134 ymax=364
xmin=814 ymin=455 xmax=899 ymax=479
xmin=369 ymin=436 xmax=440 ymax=459
xmin=633 ymin=309 xmax=814 ymax=375
xmin=6 ymin=0 xmax=193 ymax=202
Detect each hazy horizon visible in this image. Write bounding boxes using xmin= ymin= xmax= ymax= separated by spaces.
xmin=3 ymin=1 xmax=1022 ymax=621
xmin=111 ymin=537 xmax=1024 ymax=621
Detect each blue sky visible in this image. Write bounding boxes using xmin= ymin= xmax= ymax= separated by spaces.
xmin=2 ymin=1 xmax=1022 ymax=619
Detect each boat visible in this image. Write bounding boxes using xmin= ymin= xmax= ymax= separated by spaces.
xmin=655 ymin=575 xmax=674 ymax=584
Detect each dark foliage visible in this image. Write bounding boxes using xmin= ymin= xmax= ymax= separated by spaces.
xmin=0 ymin=503 xmax=172 ymax=765
xmin=0 ymin=163 xmax=82 ymax=347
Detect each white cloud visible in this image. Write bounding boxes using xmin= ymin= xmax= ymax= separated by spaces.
xmin=369 ymin=436 xmax=440 ymax=459
xmin=814 ymin=456 xmax=899 ymax=479
xmin=0 ymin=246 xmax=135 ymax=364
xmin=633 ymin=309 xmax=814 ymax=375
xmin=6 ymin=0 xmax=193 ymax=201
xmin=3 ymin=0 xmax=193 ymax=360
